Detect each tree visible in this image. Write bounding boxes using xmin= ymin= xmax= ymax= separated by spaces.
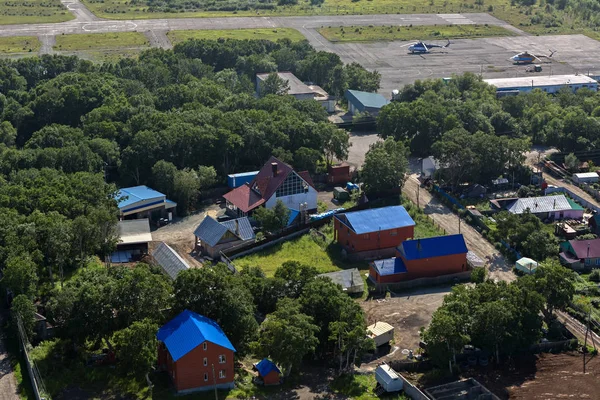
xmin=360 ymin=137 xmax=408 ymax=194
xmin=11 ymin=294 xmax=36 ymax=339
xmin=322 ymin=124 xmax=350 ymax=166
xmin=259 ymin=72 xmax=290 ymax=97
xmin=152 ymin=160 xmax=177 ymax=198
xmin=421 ymin=309 xmax=469 ymax=372
xmin=173 ymin=168 xmax=200 ymax=214
xmin=564 ymin=152 xmax=579 ymax=171
xmin=274 ymin=261 xmax=319 ymax=298
xmin=471 ymin=267 xmax=486 ymax=284
xmin=197 ymin=165 xmax=217 ymax=189
xmin=2 ymin=255 xmax=38 ymax=297
xmin=253 ymin=200 xmax=291 ymax=233
xmin=112 ymin=319 xmax=158 ymax=376
xmin=329 ymin=301 xmax=374 ymax=374
xmin=252 ymin=298 xmax=319 ymax=377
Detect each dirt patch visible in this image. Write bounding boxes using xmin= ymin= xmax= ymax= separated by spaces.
xmin=347 ymin=132 xmax=380 ymax=170
xmin=463 ymin=352 xmax=600 ymax=399
xmin=360 ymin=286 xmax=451 ymax=367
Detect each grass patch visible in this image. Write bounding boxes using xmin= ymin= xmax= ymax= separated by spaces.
xmin=319 ymin=24 xmax=515 ymax=43
xmin=167 ymin=28 xmax=305 ymax=44
xmin=0 ymin=36 xmax=39 ymax=54
xmin=331 ymin=373 xmax=408 ymax=400
xmin=0 ymin=0 xmax=73 ymax=25
xmin=53 ymin=32 xmax=149 ymax=52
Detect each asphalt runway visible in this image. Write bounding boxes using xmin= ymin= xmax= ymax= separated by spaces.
xmin=1 ymin=1 xmax=599 ymax=95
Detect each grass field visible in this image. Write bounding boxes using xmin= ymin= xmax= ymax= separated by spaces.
xmin=319 ymin=24 xmax=514 ymax=43
xmin=0 ymin=0 xmax=74 ymax=24
xmin=53 ymin=32 xmax=149 ymax=52
xmin=0 ymin=36 xmax=39 ymax=53
xmin=167 ymin=28 xmax=305 ymax=44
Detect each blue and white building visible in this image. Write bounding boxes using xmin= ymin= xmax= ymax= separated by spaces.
xmin=114 ymin=185 xmax=177 ymax=220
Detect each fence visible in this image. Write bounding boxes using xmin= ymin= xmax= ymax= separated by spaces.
xmin=16 ymin=317 xmax=47 ymax=400
xmin=432 ymin=185 xmax=465 ymax=210
xmin=545 ymin=185 xmax=600 ymax=213
xmin=371 ymin=270 xmax=472 ymax=293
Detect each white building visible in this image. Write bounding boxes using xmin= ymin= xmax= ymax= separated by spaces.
xmin=256 ymin=72 xmax=335 ymax=112
xmin=573 ymin=172 xmax=599 ymax=184
xmin=484 ymin=74 xmax=598 ymax=95
xmin=367 ymin=321 xmax=395 ymax=347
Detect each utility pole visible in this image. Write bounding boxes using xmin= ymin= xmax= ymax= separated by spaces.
xmin=212 ymin=364 xmax=218 ymax=400
xmin=416 ymin=186 xmax=420 ymax=208
xmin=584 ymin=310 xmax=591 ymax=373
xmin=458 ymin=213 xmax=461 ymax=234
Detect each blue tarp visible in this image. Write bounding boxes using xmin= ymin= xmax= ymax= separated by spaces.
xmin=254 ymin=359 xmax=281 ymax=377
xmin=310 ymin=208 xmax=345 ymax=221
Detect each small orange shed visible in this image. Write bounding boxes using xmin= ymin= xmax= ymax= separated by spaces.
xmin=253 ymin=358 xmax=281 ymax=386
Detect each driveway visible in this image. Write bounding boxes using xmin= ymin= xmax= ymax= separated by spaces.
xmin=403 ymin=174 xmax=514 ymax=282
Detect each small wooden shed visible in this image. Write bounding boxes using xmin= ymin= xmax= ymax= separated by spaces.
xmin=375 ymin=363 xmax=403 ymax=393
xmin=253 ymin=358 xmax=281 ymax=386
xmin=367 ymin=321 xmax=394 ymax=347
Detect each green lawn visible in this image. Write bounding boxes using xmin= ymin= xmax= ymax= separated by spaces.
xmin=167 ymin=28 xmax=305 ymax=44
xmin=0 ymin=0 xmax=73 ymax=25
xmin=0 ymin=36 xmax=39 ymax=53
xmin=53 ymin=32 xmax=150 ymax=51
xmin=331 ymin=373 xmax=409 ymax=400
xmin=319 ymin=24 xmax=514 ymax=43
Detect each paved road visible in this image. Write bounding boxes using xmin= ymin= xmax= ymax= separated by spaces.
xmin=403 ymin=174 xmax=515 ymax=282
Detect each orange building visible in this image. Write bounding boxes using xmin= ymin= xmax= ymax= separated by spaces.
xmin=157 ymin=310 xmax=236 ymax=394
xmin=253 ymin=358 xmax=281 ymax=386
xmin=370 ymin=234 xmax=468 ymax=284
xmin=333 ymin=206 xmax=415 ymax=254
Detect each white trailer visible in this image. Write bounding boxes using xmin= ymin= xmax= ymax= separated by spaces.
xmin=375 ymin=364 xmax=404 ymax=393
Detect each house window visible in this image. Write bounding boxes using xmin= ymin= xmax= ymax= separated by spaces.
xmin=203 ymin=343 xmax=207 ymax=351
xmin=219 ymin=355 xmax=226 ymax=364
xmin=586 ymin=259 xmax=591 ymax=265
xmin=219 ymin=370 xmax=226 ymax=379
xmin=275 ymin=173 xmax=308 ymax=198
xmin=204 ymin=373 xmax=208 ymax=382
xmin=363 ymin=233 xmax=370 ymax=240
xmin=390 ymin=230 xmax=398 ymax=236
xmin=596 ymin=258 xmax=600 ymax=266
xmin=204 ymin=357 xmax=208 ymax=366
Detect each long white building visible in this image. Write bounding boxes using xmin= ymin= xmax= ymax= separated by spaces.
xmin=484 ymin=74 xmax=598 ymax=95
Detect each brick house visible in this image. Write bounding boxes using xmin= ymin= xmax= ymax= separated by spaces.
xmin=253 ymin=358 xmax=281 ymax=386
xmin=333 ymin=206 xmax=415 ymax=258
xmin=369 ymin=234 xmax=468 ymax=284
xmin=157 ymin=310 xmax=236 ymax=394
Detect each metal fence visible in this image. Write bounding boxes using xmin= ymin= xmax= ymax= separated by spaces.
xmin=16 ymin=317 xmax=48 ymax=400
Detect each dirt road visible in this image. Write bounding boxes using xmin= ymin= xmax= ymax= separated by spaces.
xmin=0 ymin=314 xmax=19 ymax=400
xmin=403 ymin=174 xmax=514 ymax=282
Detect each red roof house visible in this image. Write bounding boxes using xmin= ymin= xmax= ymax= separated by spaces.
xmin=560 ymin=238 xmax=600 ymax=271
xmin=370 ymin=234 xmax=468 ymax=284
xmin=157 ymin=310 xmax=236 ymax=394
xmin=223 ymin=156 xmax=317 ymax=217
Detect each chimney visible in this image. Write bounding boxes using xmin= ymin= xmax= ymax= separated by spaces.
xmin=235 ymin=219 xmax=240 ymax=236
xmin=271 ymin=162 xmax=278 ymax=177
xmin=417 ymin=239 xmax=422 ymax=252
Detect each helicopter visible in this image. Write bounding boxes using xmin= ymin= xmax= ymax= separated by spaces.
xmin=402 ymin=39 xmax=451 ymax=54
xmin=510 ymin=50 xmax=556 ymax=64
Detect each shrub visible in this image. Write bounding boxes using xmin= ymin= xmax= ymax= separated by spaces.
xmin=589 ymin=269 xmax=600 ymax=282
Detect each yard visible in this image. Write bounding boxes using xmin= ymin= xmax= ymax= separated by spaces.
xmin=318 ymin=24 xmax=514 ymax=43
xmin=0 ymin=0 xmax=73 ymax=24
xmin=167 ymin=28 xmax=305 ymax=45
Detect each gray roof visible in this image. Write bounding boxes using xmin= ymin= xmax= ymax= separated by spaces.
xmin=256 ymin=72 xmax=314 ymax=95
xmin=484 ymin=74 xmax=597 ymax=89
xmin=194 ymin=216 xmax=254 ymax=247
xmin=152 ymin=242 xmax=191 ymax=280
xmin=319 ymin=268 xmax=364 ymax=292
xmin=118 ymin=218 xmax=152 ymax=245
xmin=507 ymin=194 xmax=572 ymax=214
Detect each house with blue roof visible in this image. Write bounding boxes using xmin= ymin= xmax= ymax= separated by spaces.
xmin=253 ymin=358 xmax=281 ymax=385
xmin=370 ymin=234 xmax=469 ymax=284
xmin=345 ymin=89 xmax=390 ymax=117
xmin=333 ymin=206 xmax=415 ymax=258
xmin=194 ymin=216 xmax=255 ymax=259
xmin=157 ymin=310 xmax=236 ymax=394
xmin=114 ymin=185 xmax=177 ymax=221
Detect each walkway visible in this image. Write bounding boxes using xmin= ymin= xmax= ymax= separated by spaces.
xmin=0 ymin=313 xmax=19 ymax=400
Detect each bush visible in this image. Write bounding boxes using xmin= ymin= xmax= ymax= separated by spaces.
xmin=471 ymin=267 xmax=487 ymax=284
xmin=589 ymin=269 xmax=600 ymax=282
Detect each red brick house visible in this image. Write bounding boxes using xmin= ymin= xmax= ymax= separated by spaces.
xmin=253 ymin=358 xmax=281 ymax=386
xmin=157 ymin=310 xmax=236 ymax=394
xmin=333 ymin=206 xmax=415 ymax=256
xmin=370 ymin=234 xmax=468 ymax=284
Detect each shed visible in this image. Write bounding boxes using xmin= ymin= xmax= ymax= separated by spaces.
xmin=345 ymin=89 xmax=390 ymax=116
xmin=573 ymin=172 xmax=599 ymax=184
xmin=111 ymin=218 xmax=153 ymax=263
xmin=367 ymin=321 xmax=394 ymax=347
xmin=375 ymin=364 xmax=403 ymax=393
xmin=253 ymin=359 xmax=281 ymax=386
xmin=328 ymin=163 xmax=351 ymax=185
xmin=515 ymin=257 xmax=538 ymax=274
xmin=333 ymin=187 xmax=350 ymax=202
xmin=319 ymin=268 xmax=364 ymax=294
xmin=152 ymin=242 xmax=191 ymax=280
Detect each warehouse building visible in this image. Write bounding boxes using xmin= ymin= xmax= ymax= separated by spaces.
xmin=484 ymin=74 xmax=598 ymax=95
xmin=114 ymin=185 xmax=177 ymax=220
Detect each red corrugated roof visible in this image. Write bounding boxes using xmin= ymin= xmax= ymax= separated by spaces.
xmin=297 ymin=170 xmax=315 ymax=189
xmin=223 ymin=184 xmax=265 ymax=213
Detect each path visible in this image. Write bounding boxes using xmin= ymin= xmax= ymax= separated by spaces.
xmin=0 ymin=314 xmax=19 ymax=400
xmin=402 ymin=174 xmax=514 ymax=282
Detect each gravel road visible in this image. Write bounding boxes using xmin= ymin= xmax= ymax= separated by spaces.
xmin=402 ymin=174 xmax=515 ymax=282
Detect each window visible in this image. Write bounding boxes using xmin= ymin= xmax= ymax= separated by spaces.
xmin=219 ymin=370 xmax=226 ymax=379
xmin=219 ymin=355 xmax=226 ymax=364
xmin=275 ymin=173 xmax=308 ymax=198
xmin=363 ymin=233 xmax=370 ymax=240
xmin=203 ymin=343 xmax=207 ymax=351
xmin=390 ymin=230 xmax=398 ymax=236
xmin=204 ymin=373 xmax=208 ymax=382
xmin=203 ymin=357 xmax=208 ymax=366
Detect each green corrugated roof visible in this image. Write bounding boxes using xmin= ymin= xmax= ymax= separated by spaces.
xmin=567 ymin=198 xmax=584 ymax=211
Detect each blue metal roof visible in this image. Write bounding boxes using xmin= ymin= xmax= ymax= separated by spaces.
xmin=228 ymin=171 xmax=259 ymax=178
xmin=336 ymin=206 xmax=415 ymax=235
xmin=222 ymin=217 xmax=255 ymax=241
xmin=157 ymin=310 xmax=236 ymax=362
xmin=194 ymin=216 xmax=254 ymax=247
xmin=400 ymin=234 xmax=467 ymax=260
xmin=372 ymin=258 xmax=407 ymax=276
xmin=115 ymin=185 xmax=166 ymax=209
xmin=254 ymin=359 xmax=280 ymax=377
xmin=345 ymin=89 xmax=390 ymax=111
